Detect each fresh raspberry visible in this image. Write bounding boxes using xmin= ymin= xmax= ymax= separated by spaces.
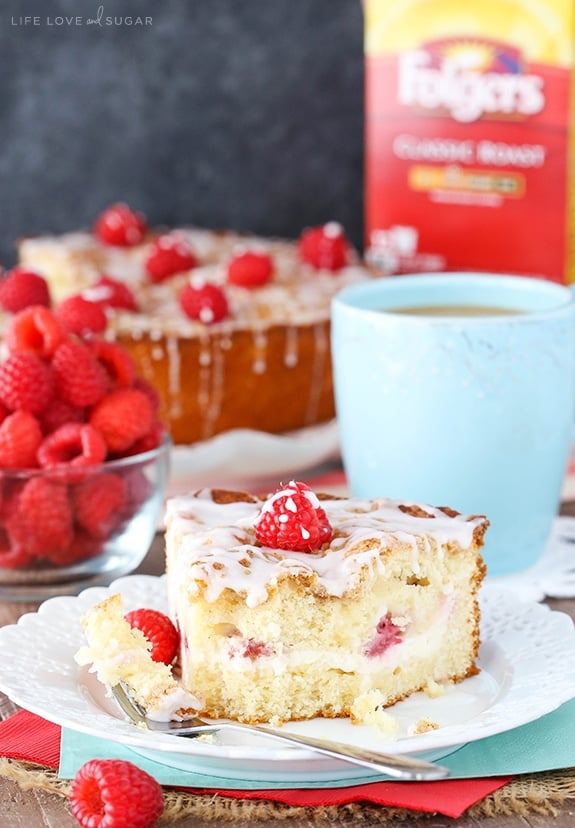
xmin=69 ymin=758 xmax=164 ymax=828
xmin=0 ymin=401 xmax=10 ymax=428
xmin=86 ymin=275 xmax=138 ymax=311
xmin=94 ymin=203 xmax=148 ymax=247
xmin=4 ymin=306 xmax=67 ymax=359
xmin=71 ymin=472 xmax=128 ymax=538
xmin=56 ymin=294 xmax=108 ymax=337
xmin=0 ymin=411 xmax=43 ymax=468
xmin=125 ymin=608 xmax=180 ymax=665
xmin=121 ymin=467 xmax=152 ymax=510
xmin=0 ymin=267 xmax=51 ymax=313
xmin=40 ymin=398 xmax=86 ymax=435
xmin=145 ymin=233 xmax=198 ymax=282
xmin=299 ymin=222 xmax=349 ymax=271
xmin=254 ymin=480 xmax=333 ymax=552
xmin=6 ymin=477 xmax=73 ymax=557
xmin=227 ymin=250 xmax=274 ymax=288
xmin=38 ymin=423 xmax=107 ymax=469
xmin=132 ymin=377 xmax=161 ymax=417
xmin=52 ymin=340 xmax=109 ymax=408
xmin=0 ymin=352 xmax=54 ymax=415
xmin=125 ymin=421 xmax=165 ymax=456
xmin=179 ymin=280 xmax=229 ymax=324
xmin=88 ymin=339 xmax=137 ymax=389
xmin=0 ymin=540 xmax=34 ymax=570
xmin=89 ymin=388 xmax=154 ymax=453
xmin=47 ymin=528 xmax=104 ymax=566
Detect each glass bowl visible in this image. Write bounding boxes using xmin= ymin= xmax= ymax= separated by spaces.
xmin=0 ymin=435 xmax=171 ymax=601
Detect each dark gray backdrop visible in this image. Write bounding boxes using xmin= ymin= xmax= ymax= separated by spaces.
xmin=0 ymin=0 xmax=364 ymax=267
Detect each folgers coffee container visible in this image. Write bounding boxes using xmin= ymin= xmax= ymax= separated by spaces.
xmin=364 ymin=0 xmax=575 ymax=284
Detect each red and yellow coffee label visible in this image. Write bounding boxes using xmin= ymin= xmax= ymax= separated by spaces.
xmin=364 ymin=0 xmax=575 ymax=283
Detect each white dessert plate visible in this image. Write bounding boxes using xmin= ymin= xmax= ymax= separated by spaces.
xmin=168 ymin=420 xmax=340 ymax=496
xmin=1 ymin=574 xmax=575 ymax=784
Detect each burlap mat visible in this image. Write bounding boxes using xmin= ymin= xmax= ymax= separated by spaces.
xmin=1 ymin=758 xmax=575 ymax=822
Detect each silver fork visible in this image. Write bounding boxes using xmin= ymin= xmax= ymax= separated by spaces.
xmin=111 ymin=683 xmax=449 ymax=781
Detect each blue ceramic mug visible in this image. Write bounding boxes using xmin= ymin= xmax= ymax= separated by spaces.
xmin=331 ymin=273 xmax=575 ymax=576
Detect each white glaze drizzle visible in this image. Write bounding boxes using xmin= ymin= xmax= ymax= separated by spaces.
xmin=166 ymin=491 xmax=486 ymax=608
xmin=252 ymin=328 xmax=268 ymax=375
xmin=204 ymin=340 xmax=226 ymax=436
xmin=165 ymin=335 xmax=182 ymax=418
xmin=283 ymin=325 xmax=299 ymax=367
xmin=305 ymin=322 xmax=329 ymax=424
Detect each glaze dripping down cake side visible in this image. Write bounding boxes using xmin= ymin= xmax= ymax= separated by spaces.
xmin=165 ymin=485 xmax=488 ymax=725
xmin=17 ymin=211 xmax=374 ymax=444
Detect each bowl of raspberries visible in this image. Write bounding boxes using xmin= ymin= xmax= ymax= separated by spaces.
xmin=0 ymin=295 xmax=170 ymax=601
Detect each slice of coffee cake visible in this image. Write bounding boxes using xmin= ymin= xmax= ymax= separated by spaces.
xmin=165 ymin=483 xmax=488 ymax=724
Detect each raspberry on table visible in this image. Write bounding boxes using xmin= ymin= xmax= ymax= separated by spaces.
xmin=299 ymin=222 xmax=350 ymax=271
xmin=0 ymin=352 xmax=54 ymax=415
xmin=179 ymin=279 xmax=229 ymax=323
xmin=86 ymin=275 xmax=139 ymax=311
xmin=125 ymin=607 xmax=180 ymax=665
xmin=94 ymin=203 xmax=148 ymax=247
xmin=227 ymin=250 xmax=274 ymax=288
xmin=254 ymin=480 xmax=333 ymax=552
xmin=4 ymin=305 xmax=67 ymax=359
xmin=145 ymin=232 xmax=198 ymax=282
xmin=0 ymin=411 xmax=43 ymax=468
xmin=0 ymin=266 xmax=51 ymax=312
xmin=56 ymin=294 xmax=108 ymax=337
xmin=71 ymin=471 xmax=128 ymax=539
xmin=52 ymin=339 xmax=109 ymax=408
xmin=89 ymin=388 xmax=155 ymax=453
xmin=69 ymin=758 xmax=164 ymax=828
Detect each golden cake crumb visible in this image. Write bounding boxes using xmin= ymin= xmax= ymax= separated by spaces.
xmin=407 ymin=717 xmax=441 ymax=736
xmin=424 ymin=679 xmax=446 ymax=699
xmin=350 ymin=690 xmax=400 ymax=739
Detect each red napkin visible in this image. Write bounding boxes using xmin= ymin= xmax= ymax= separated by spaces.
xmin=0 ymin=710 xmax=511 ymax=818
xmin=0 ymin=709 xmax=61 ymax=767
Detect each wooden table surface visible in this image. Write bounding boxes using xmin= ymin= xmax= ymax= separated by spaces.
xmin=1 ymin=507 xmax=575 ymax=827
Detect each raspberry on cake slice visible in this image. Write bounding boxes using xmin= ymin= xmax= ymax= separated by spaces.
xmin=75 ymin=593 xmax=201 ymax=721
xmin=165 ymin=483 xmax=488 ymax=725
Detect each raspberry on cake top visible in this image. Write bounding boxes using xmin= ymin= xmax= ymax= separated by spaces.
xmin=17 ymin=204 xmax=369 ymax=334
xmin=14 ymin=205 xmax=375 ymax=443
xmin=167 ymin=482 xmax=487 ymax=605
